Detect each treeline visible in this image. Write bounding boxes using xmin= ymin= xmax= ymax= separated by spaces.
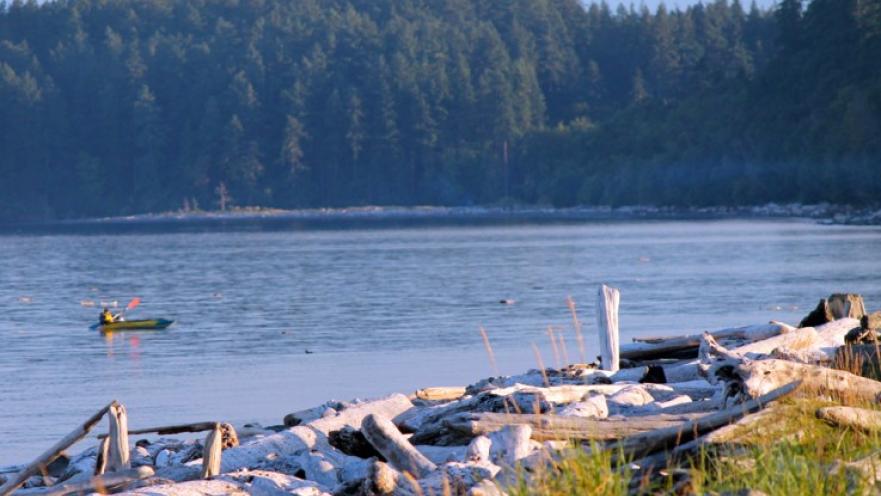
xmin=0 ymin=0 xmax=878 ymax=221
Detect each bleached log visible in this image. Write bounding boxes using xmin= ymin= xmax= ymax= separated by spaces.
xmin=487 ymin=425 xmax=533 ymax=465
xmin=96 ymin=421 xmax=219 ymax=439
xmin=719 ymin=359 xmax=881 ymax=405
xmin=311 ymin=394 xmax=413 ymax=435
xmin=597 ymin=285 xmax=621 ymax=372
xmin=94 ymin=437 xmax=109 ymax=476
xmin=361 ymin=460 xmax=416 ymax=496
xmin=634 ymin=322 xmax=793 ymax=345
xmin=415 ymin=387 xmax=466 ymax=401
xmin=611 ymin=381 xmax=799 ymax=461
xmin=829 ymin=450 xmax=881 ymax=484
xmin=0 ymin=402 xmax=114 ymax=496
xmin=817 ymin=406 xmax=881 ymax=432
xmin=361 ymin=414 xmax=437 ymax=478
xmin=107 ymin=402 xmax=131 ymax=472
xmin=415 ymin=445 xmax=467 ymax=465
xmin=444 ymin=412 xmax=702 ymax=441
xmin=200 ymin=423 xmax=223 ymax=479
xmin=623 ymin=322 xmax=795 ymax=361
xmin=21 ymin=467 xmax=154 ymax=496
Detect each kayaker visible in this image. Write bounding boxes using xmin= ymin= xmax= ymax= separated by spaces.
xmin=100 ymin=307 xmax=116 ymax=325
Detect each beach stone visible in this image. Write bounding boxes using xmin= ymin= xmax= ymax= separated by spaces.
xmin=130 ymin=445 xmax=153 ymax=467
xmin=328 ymin=426 xmax=382 ymax=459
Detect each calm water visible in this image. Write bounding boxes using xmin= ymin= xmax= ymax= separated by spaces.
xmin=1 ymin=218 xmax=880 ymax=464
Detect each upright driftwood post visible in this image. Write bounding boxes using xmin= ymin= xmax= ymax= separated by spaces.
xmin=201 ymin=423 xmax=223 ymax=479
xmin=94 ymin=436 xmax=110 ymax=476
xmin=107 ymin=402 xmax=131 ymax=472
xmin=0 ymin=402 xmax=114 ymax=496
xmin=597 ymin=284 xmax=621 ymax=372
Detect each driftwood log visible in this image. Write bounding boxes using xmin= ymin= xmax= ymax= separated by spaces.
xmin=361 ymin=414 xmax=437 ymax=478
xmin=610 ymin=381 xmax=799 ymax=461
xmin=107 ymin=402 xmax=131 ymax=472
xmin=443 ymin=412 xmax=703 ymax=441
xmin=597 ymin=284 xmax=621 ymax=372
xmin=0 ymin=402 xmax=115 ymax=496
xmin=23 ymin=466 xmax=155 ymax=496
xmin=415 ymin=387 xmax=466 ymax=402
xmin=622 ymin=322 xmax=793 ymax=361
xmin=816 ymin=406 xmax=881 ymax=432
xmin=201 ymin=423 xmax=223 ymax=479
xmin=718 ymin=359 xmax=881 ymax=405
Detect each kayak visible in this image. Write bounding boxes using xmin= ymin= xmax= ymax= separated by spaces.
xmin=90 ymin=319 xmax=175 ymax=332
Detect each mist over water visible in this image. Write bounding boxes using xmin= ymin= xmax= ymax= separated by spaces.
xmin=1 ymin=218 xmax=879 ymax=465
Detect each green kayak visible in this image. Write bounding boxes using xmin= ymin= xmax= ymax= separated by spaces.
xmin=91 ymin=319 xmax=175 ymax=332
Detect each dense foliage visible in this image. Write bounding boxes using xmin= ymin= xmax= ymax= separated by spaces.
xmin=0 ymin=0 xmax=878 ymax=220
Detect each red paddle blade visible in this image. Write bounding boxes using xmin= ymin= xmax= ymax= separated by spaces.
xmin=127 ymin=297 xmax=141 ymax=310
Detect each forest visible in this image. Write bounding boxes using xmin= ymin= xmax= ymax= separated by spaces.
xmin=0 ymin=0 xmax=879 ymax=220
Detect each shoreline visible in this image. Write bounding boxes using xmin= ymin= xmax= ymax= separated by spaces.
xmin=2 ymin=293 xmax=879 ymax=495
xmin=4 ymin=203 xmax=881 ymax=231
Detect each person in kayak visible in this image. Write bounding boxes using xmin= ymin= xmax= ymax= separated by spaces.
xmin=100 ymin=307 xmax=116 ymax=325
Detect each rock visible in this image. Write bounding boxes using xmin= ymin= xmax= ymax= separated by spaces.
xmin=640 ymin=364 xmax=667 ymax=383
xmin=862 ymin=311 xmax=881 ymax=331
xmin=328 ymin=426 xmax=382 ymax=459
xmin=155 ymin=449 xmax=173 ymax=468
xmin=130 ymin=445 xmax=153 ymax=468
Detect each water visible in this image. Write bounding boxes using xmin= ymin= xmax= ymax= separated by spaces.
xmin=1 ymin=218 xmax=880 ymax=465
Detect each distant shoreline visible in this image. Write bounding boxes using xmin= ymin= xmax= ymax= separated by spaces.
xmin=5 ymin=203 xmax=881 ymax=230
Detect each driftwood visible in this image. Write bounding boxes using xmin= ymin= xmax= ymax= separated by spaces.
xmin=362 ymin=414 xmax=437 ymax=478
xmin=94 ymin=437 xmax=110 ymax=476
xmin=415 ymin=387 xmax=466 ymax=402
xmin=610 ymin=381 xmax=799 ymax=461
xmin=816 ymin=406 xmax=881 ymax=432
xmin=200 ymin=423 xmax=223 ymax=479
xmin=800 ymin=294 xmax=866 ymax=328
xmin=23 ymin=466 xmax=155 ymax=496
xmin=0 ymin=402 xmax=114 ymax=496
xmin=361 ymin=460 xmax=416 ymax=496
xmin=597 ymin=284 xmax=621 ymax=372
xmin=107 ymin=402 xmax=131 ymax=472
xmin=719 ymin=359 xmax=881 ymax=405
xmin=623 ymin=322 xmax=793 ymax=361
xmin=835 ymin=343 xmax=881 ymax=380
xmin=443 ymin=412 xmax=703 ymax=441
xmin=96 ymin=421 xmax=220 ymax=439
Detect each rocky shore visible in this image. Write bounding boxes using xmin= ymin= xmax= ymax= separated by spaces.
xmin=10 ymin=202 xmax=881 ymax=231
xmin=3 ymin=291 xmax=881 ymax=495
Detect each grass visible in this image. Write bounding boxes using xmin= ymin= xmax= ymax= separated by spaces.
xmin=508 ymin=395 xmax=881 ymax=496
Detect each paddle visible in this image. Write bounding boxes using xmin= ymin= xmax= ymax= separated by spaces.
xmin=117 ymin=297 xmax=141 ymax=320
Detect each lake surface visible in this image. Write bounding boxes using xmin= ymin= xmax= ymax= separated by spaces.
xmin=1 ymin=218 xmax=880 ymax=465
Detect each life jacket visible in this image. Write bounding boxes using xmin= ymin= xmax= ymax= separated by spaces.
xmin=100 ymin=311 xmax=114 ymax=324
